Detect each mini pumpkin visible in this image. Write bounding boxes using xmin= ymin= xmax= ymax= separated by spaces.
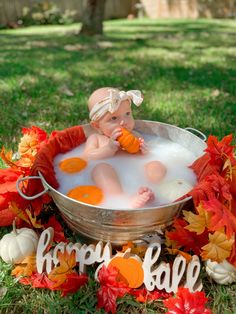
xmin=108 ymin=250 xmax=144 ymax=288
xmin=205 ymin=259 xmax=236 ymax=285
xmin=117 ymin=128 xmax=140 ymax=154
xmin=0 ymin=221 xmax=39 ymax=264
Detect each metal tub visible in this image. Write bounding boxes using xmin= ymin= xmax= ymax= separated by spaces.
xmin=18 ymin=120 xmax=207 ymax=245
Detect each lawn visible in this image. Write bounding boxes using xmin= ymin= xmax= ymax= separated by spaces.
xmin=0 ymin=18 xmax=236 ymax=313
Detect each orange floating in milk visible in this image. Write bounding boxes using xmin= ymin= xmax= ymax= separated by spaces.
xmin=59 ymin=157 xmax=87 ymax=173
xmin=67 ymin=185 xmax=103 ymax=205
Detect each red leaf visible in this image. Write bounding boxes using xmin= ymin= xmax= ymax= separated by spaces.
xmin=20 ymin=272 xmax=88 ymax=297
xmin=97 ymin=265 xmax=130 ymax=313
xmin=0 ymin=205 xmax=16 ymax=226
xmin=0 ymin=168 xmax=19 ymax=194
xmin=163 ymin=287 xmax=212 ymax=314
xmin=59 ymin=273 xmax=88 ymax=297
xmin=130 ymin=288 xmax=171 ymax=303
xmin=44 ymin=216 xmax=68 ymax=243
xmin=189 ymin=173 xmax=231 ymax=206
xmin=206 ymin=134 xmax=235 ymax=167
xmin=166 ymin=218 xmax=208 ymax=255
xmin=20 ymin=272 xmax=56 ymax=290
xmin=204 ymin=198 xmax=236 ymax=238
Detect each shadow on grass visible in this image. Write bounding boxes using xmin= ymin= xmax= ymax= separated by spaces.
xmin=0 ymin=19 xmax=235 ymax=147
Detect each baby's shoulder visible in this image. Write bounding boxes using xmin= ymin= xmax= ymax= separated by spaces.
xmin=86 ymin=132 xmax=107 ymax=143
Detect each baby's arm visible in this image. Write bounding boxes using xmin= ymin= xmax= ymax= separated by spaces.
xmin=83 ymin=133 xmax=120 ymax=160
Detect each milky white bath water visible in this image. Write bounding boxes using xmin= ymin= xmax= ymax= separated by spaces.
xmin=54 ymin=134 xmax=198 ymax=208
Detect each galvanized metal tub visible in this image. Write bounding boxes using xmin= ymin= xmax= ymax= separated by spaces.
xmin=17 ymin=120 xmax=207 ymax=245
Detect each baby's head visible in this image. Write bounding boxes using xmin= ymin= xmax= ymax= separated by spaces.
xmin=88 ymin=87 xmax=143 ymax=137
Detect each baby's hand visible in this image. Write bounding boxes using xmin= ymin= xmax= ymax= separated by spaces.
xmin=139 ymin=138 xmax=149 ymax=154
xmin=108 ymin=138 xmax=120 ymax=154
xmin=110 ymin=128 xmax=122 ymax=141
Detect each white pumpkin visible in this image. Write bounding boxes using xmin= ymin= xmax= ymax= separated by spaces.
xmin=0 ymin=221 xmax=39 ymax=264
xmin=205 ymin=259 xmax=236 ymax=285
xmin=158 ymin=179 xmax=193 ymax=203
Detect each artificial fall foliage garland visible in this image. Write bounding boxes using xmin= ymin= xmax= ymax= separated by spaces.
xmin=0 ymin=125 xmax=235 ymax=313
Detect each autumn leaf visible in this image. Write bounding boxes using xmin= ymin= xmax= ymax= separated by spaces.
xmin=59 ymin=273 xmax=88 ymax=297
xmin=11 ymin=255 xmax=36 ymax=277
xmin=163 ymin=287 xmax=212 ymax=314
xmin=222 ymin=158 xmax=233 ymax=182
xmin=18 ymin=126 xmax=48 ymax=157
xmin=19 ymin=272 xmax=56 ymax=290
xmin=9 ymin=202 xmax=30 ymax=225
xmin=19 ymin=271 xmax=87 ymax=297
xmin=203 ymin=198 xmax=236 ymax=238
xmin=206 ymin=134 xmax=235 ymax=166
xmin=48 ymin=251 xmax=76 ymax=287
xmin=183 ymin=203 xmax=211 ymax=235
xmin=130 ymin=288 xmax=171 ymax=303
xmin=201 ymin=231 xmax=234 ymax=262
xmin=166 ymin=218 xmax=208 ymax=255
xmin=120 ymin=241 xmax=147 ymax=258
xmin=97 ymin=265 xmax=130 ymax=314
xmin=25 ymin=209 xmax=43 ymax=229
xmin=166 ymin=248 xmax=193 ymax=263
xmin=189 ymin=173 xmax=231 ymax=205
xmin=44 ymin=216 xmax=68 ymax=243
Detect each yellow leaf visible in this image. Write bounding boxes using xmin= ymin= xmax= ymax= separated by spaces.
xmin=10 ymin=202 xmax=30 ymax=225
xmin=222 ymin=158 xmax=233 ymax=181
xmin=25 ymin=209 xmax=43 ymax=229
xmin=183 ymin=204 xmax=211 ymax=235
xmin=11 ymin=255 xmax=36 ymax=277
xmin=201 ymin=231 xmax=234 ymax=263
xmin=48 ymin=251 xmax=76 ymax=287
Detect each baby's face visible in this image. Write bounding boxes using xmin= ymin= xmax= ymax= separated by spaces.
xmin=97 ymin=100 xmax=135 ymax=137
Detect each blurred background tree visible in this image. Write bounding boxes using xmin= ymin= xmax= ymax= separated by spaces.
xmin=79 ymin=0 xmax=106 ymax=35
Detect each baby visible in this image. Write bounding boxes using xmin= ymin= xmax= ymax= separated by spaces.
xmin=82 ymin=87 xmax=166 ymax=208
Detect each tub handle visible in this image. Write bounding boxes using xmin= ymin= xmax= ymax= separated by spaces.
xmin=185 ymin=127 xmax=207 ymax=142
xmin=16 ymin=176 xmax=49 ymax=200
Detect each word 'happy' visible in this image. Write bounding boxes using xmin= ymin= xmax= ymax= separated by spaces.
xmin=36 ymin=228 xmax=202 ymax=292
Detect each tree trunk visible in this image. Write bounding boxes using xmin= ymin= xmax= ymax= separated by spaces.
xmin=80 ymin=0 xmax=106 ymax=36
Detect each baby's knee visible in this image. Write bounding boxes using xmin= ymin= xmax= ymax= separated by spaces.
xmin=144 ymin=160 xmax=166 ymax=183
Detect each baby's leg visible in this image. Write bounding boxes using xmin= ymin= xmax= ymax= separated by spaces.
xmin=144 ymin=160 xmax=167 ymax=184
xmin=91 ymin=162 xmax=123 ymax=195
xmin=131 ymin=187 xmax=155 ymax=208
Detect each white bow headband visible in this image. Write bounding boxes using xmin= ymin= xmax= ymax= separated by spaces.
xmin=89 ymin=89 xmax=143 ymax=121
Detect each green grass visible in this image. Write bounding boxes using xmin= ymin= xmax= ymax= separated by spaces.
xmin=0 ymin=19 xmax=236 ymax=313
xmin=0 ymin=19 xmax=236 ymax=149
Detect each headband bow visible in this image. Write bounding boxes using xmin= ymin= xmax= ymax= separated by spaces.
xmin=89 ymin=89 xmax=143 ymax=121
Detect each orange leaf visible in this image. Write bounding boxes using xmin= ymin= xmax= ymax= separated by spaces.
xmin=9 ymin=202 xmax=30 ymax=225
xmin=183 ymin=204 xmax=211 ymax=235
xmin=201 ymin=231 xmax=234 ymax=262
xmin=204 ymin=198 xmax=236 ymax=239
xmin=25 ymin=209 xmax=43 ymax=229
xmin=166 ymin=248 xmax=193 ymax=263
xmin=48 ymin=251 xmax=76 ymax=287
xmin=11 ymin=255 xmax=36 ymax=277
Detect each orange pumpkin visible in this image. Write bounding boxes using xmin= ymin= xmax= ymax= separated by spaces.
xmin=117 ymin=128 xmax=140 ymax=154
xmin=108 ymin=252 xmax=144 ymax=288
xmin=67 ymin=185 xmax=103 ymax=205
xmin=59 ymin=157 xmax=87 ymax=174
